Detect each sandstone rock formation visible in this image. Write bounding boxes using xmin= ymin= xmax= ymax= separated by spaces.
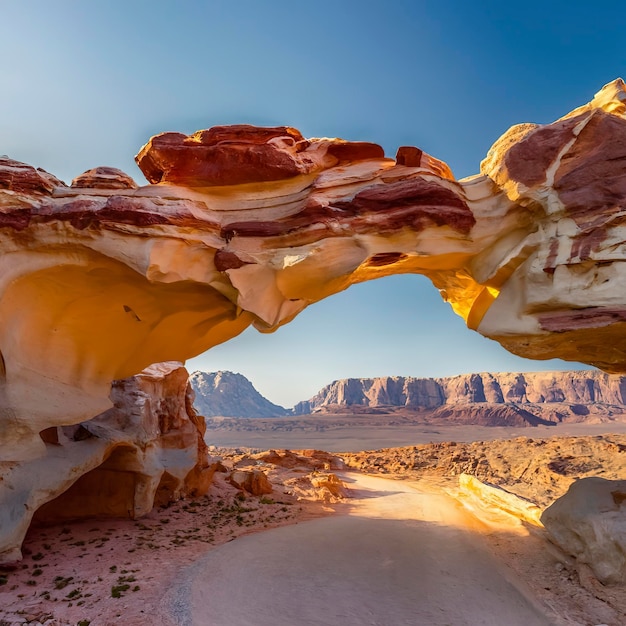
xmin=228 ymin=469 xmax=273 ymax=495
xmin=190 ymin=370 xmax=288 ymax=417
xmin=244 ymin=449 xmax=349 ymax=502
xmin=342 ymin=434 xmax=626 ymax=508
xmin=293 ymin=370 xmax=626 ymax=425
xmin=0 ymin=362 xmax=213 ymax=563
xmin=541 ymin=477 xmax=626 ymax=584
xmin=1 ymin=79 xmax=626 ymax=561
xmin=457 ymin=473 xmax=543 ymax=526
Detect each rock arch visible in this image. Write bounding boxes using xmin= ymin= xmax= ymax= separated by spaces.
xmin=1 ymin=79 xmax=625 ymax=561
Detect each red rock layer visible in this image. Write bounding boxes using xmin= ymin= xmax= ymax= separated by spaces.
xmin=0 ymin=157 xmax=66 ymax=194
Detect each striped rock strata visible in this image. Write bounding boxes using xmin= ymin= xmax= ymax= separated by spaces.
xmin=0 ymin=79 xmax=625 ymax=560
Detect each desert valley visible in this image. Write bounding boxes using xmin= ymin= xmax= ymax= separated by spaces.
xmin=1 ymin=364 xmax=625 ymax=625
xmin=2 ymin=75 xmax=626 ymax=626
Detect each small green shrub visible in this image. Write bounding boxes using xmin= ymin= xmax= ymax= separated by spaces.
xmin=111 ymin=584 xmax=130 ymax=598
xmin=54 ymin=576 xmax=73 ymax=590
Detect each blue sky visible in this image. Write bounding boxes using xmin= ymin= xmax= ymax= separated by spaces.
xmin=2 ymin=2 xmax=624 ymax=406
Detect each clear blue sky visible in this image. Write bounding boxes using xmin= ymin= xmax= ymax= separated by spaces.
xmin=2 ymin=1 xmax=624 ymax=406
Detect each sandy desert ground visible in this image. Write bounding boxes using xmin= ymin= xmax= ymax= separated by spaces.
xmin=177 ymin=473 xmax=552 ymax=626
xmin=1 ymin=429 xmax=625 ymax=626
xmin=204 ymin=413 xmax=626 ymax=451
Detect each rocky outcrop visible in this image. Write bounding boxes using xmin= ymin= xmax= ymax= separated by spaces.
xmin=1 ymin=79 xmax=626 ymax=561
xmin=0 ymin=362 xmax=214 ymax=563
xmin=253 ymin=449 xmax=346 ymax=471
xmin=342 ymin=434 xmax=626 ymax=508
xmin=190 ymin=370 xmax=288 ymax=417
xmin=0 ymin=123 xmax=478 ymax=465
xmin=228 ymin=469 xmax=273 ymax=495
xmin=294 ymin=371 xmax=626 ymax=424
xmin=457 ymin=473 xmax=543 ymax=526
xmin=541 ymin=477 xmax=626 ymax=584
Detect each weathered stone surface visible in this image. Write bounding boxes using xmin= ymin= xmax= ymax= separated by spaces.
xmin=0 ymin=362 xmax=212 ymax=563
xmin=253 ymin=449 xmax=346 ymax=471
xmin=541 ymin=477 xmax=626 ymax=584
xmin=228 ymin=469 xmax=273 ymax=495
xmin=458 ymin=473 xmax=543 ymax=526
xmin=309 ymin=473 xmax=349 ymax=501
xmin=476 ymin=79 xmax=626 ymax=370
xmin=0 ymin=157 xmax=66 ymax=195
xmin=71 ymin=166 xmax=138 ymax=190
xmin=137 ymin=125 xmax=314 ymax=186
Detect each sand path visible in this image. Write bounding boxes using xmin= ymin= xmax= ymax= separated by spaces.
xmin=170 ymin=473 xmax=553 ymax=626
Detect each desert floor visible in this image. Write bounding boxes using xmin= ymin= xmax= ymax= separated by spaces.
xmin=204 ymin=417 xmax=626 ymax=451
xmin=174 ymin=473 xmax=551 ymax=626
xmin=1 ymin=425 xmax=625 ymax=625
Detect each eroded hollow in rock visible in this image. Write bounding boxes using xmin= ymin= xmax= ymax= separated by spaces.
xmin=31 ymin=444 xmax=142 ymax=524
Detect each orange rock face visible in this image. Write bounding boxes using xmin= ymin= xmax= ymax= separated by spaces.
xmin=0 ymin=78 xmax=625 ymax=562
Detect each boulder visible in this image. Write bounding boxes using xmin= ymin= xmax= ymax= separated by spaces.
xmin=310 ymin=473 xmax=349 ymax=501
xmin=541 ymin=477 xmax=626 ymax=584
xmin=229 ymin=469 xmax=273 ymax=495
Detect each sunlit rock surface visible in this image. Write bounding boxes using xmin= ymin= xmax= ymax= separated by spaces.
xmin=0 ymin=79 xmax=625 ymax=561
xmin=458 ymin=473 xmax=543 ymax=526
xmin=541 ymin=477 xmax=626 ymax=584
xmin=190 ymin=370 xmax=289 ymax=417
xmin=293 ymin=370 xmax=626 ymax=424
xmin=475 ymin=79 xmax=626 ymax=370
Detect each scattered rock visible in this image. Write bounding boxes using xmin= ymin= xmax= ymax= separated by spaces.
xmin=310 ymin=473 xmax=349 ymax=501
xmin=228 ymin=470 xmax=273 ymax=495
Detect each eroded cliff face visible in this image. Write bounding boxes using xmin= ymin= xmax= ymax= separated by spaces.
xmin=0 ymin=362 xmax=213 ymax=563
xmin=293 ymin=371 xmax=626 ymax=425
xmin=1 ymin=79 xmax=625 ymax=561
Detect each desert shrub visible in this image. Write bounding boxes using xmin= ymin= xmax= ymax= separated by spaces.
xmin=111 ymin=584 xmax=130 ymax=598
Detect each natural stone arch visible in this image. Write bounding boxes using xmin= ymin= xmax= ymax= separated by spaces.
xmin=1 ymin=79 xmax=626 ymax=562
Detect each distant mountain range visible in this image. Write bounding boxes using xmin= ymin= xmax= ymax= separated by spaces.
xmin=189 ymin=371 xmax=290 ymax=418
xmin=190 ymin=370 xmax=626 ymax=426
